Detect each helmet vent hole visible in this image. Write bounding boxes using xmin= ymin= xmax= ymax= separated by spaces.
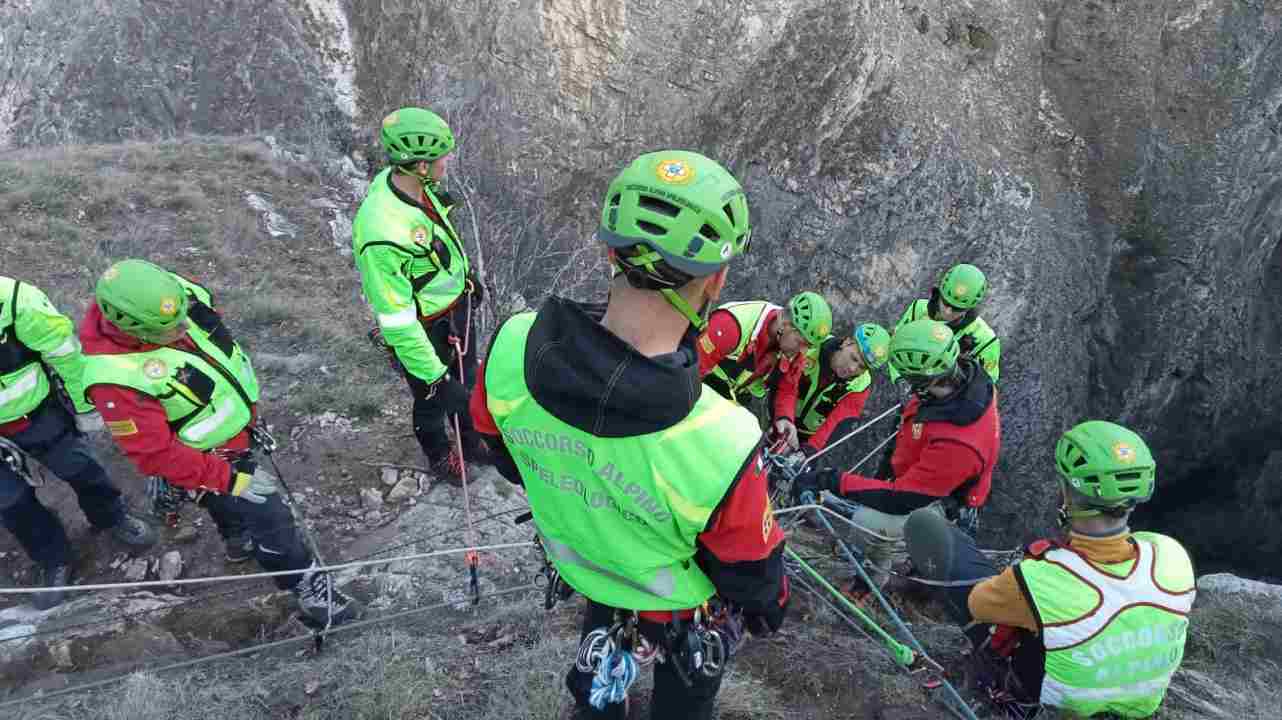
xmin=698 ymin=224 xmax=720 ymax=242
xmin=639 ymin=196 xmax=681 ymax=218
xmin=637 ymin=220 xmax=667 ymax=236
xmin=723 ymin=204 xmax=736 ymax=226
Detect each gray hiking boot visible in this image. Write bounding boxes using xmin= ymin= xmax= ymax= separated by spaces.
xmin=110 ymin=512 xmax=157 ymax=548
xmin=224 ymin=532 xmax=254 ymax=563
xmin=33 ymin=563 xmax=72 ymax=611
xmin=293 ymin=570 xmax=362 ymax=627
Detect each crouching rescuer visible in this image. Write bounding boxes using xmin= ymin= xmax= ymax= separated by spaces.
xmin=792 ymin=319 xmax=999 ymax=589
xmin=903 ymin=421 xmax=1195 ymax=719
xmin=79 ymin=259 xmax=360 ymax=626
xmin=470 ymin=151 xmax=788 ymax=719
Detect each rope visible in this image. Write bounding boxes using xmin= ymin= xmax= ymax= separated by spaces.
xmin=589 ymin=648 xmax=639 ymax=710
xmin=847 ymin=430 xmax=897 ymax=474
xmin=0 ymin=541 xmax=535 ymax=595
xmin=799 ymin=495 xmax=981 ymax=720
xmin=0 ymin=582 xmax=538 ymax=711
xmin=448 ymin=289 xmax=480 ymax=604
xmin=800 ymin=403 xmax=901 ymax=472
xmin=0 ymin=506 xmax=533 ymax=647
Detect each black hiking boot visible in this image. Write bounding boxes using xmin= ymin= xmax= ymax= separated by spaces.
xmin=110 ymin=512 xmax=158 ymax=548
xmin=33 ymin=563 xmax=72 ymax=611
xmin=293 ymin=570 xmax=362 ymax=627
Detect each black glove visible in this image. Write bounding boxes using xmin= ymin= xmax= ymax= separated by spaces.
xmin=428 ymin=378 xmax=471 ymax=416
xmin=792 ymin=468 xmax=841 ymax=504
xmin=744 ymin=589 xmax=789 ymax=636
xmin=958 ymin=333 xmax=977 ymax=357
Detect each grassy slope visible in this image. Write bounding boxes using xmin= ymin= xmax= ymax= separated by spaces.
xmin=0 ymin=138 xmax=396 ymax=420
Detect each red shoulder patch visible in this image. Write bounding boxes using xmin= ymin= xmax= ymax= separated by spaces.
xmin=1025 ymin=539 xmax=1056 ymax=558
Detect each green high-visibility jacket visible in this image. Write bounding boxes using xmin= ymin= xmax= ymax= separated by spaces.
xmin=892 ymin=298 xmax=1000 ymax=382
xmin=486 ymin=312 xmax=763 ymax=610
xmin=82 ymin=277 xmax=261 ymax=450
xmin=0 ymin=277 xmax=93 ymax=423
xmin=795 ymin=341 xmax=871 ymax=437
xmin=353 ymin=168 xmax=470 ymax=384
xmin=708 ymin=301 xmax=779 ymax=403
xmin=1017 ymin=532 xmax=1195 ymax=718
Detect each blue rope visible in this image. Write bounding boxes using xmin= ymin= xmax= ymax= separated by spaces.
xmin=588 ymin=647 xmax=639 ymax=710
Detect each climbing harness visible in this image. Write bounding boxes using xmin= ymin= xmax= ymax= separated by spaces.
xmin=145 ymin=475 xmax=189 ymax=527
xmin=0 ymin=437 xmax=37 ymax=487
xmin=446 ymin=290 xmax=480 ymax=605
xmin=527 ymin=532 xmax=575 ymax=610
xmin=573 ymin=601 xmax=743 ymax=710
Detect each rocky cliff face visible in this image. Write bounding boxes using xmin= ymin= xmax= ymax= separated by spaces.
xmin=3 ymin=0 xmax=1280 ymax=575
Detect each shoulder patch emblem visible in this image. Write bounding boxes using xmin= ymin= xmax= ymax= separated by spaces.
xmin=698 ymin=333 xmax=716 ymax=354
xmin=143 ymin=358 xmax=169 ymax=380
xmin=762 ymin=499 xmax=775 ymax=542
xmin=411 ymin=226 xmax=430 ymax=246
xmin=107 ymin=419 xmax=139 ymax=437
xmin=911 ymin=422 xmax=923 ymax=440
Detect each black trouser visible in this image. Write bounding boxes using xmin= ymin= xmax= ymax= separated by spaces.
xmin=401 ymin=300 xmax=478 ymax=462
xmin=566 ymin=600 xmax=724 ymax=720
xmin=199 ymin=454 xmax=314 ymax=590
xmin=0 ymin=397 xmax=123 ymax=569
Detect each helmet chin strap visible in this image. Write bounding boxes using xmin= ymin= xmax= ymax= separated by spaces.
xmin=661 ymin=288 xmax=709 ymax=332
xmin=394 ymin=164 xmax=439 ymax=192
xmin=1056 ymin=503 xmax=1103 ymax=530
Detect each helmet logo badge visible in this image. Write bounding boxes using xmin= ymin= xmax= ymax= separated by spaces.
xmin=159 ymin=298 xmax=178 ymax=317
xmin=1112 ymin=442 xmax=1137 ymax=464
xmin=655 ymin=159 xmax=695 ymax=185
xmin=874 ymin=345 xmax=888 ymax=360
xmin=931 ymin=325 xmax=950 ymax=342
xmin=953 ymin=283 xmax=969 ymax=298
xmin=102 ymin=266 xmax=120 ymax=281
xmin=143 ymin=359 xmax=168 ymax=380
xmin=818 ymin=321 xmax=830 ymax=337
xmin=382 ymin=111 xmax=400 ymax=127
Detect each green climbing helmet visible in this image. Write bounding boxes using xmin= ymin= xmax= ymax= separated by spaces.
xmin=380 ymin=107 xmax=455 ymax=165
xmin=888 ymin=319 xmax=959 ymax=380
xmin=938 ymin=263 xmax=987 ymax=310
xmin=95 ymin=259 xmax=189 ymax=341
xmin=853 ymin=322 xmax=892 ymax=370
xmin=1055 ymin=420 xmax=1156 ymax=510
xmin=787 ymin=292 xmax=832 ymax=346
xmin=599 ymin=150 xmax=751 ymax=280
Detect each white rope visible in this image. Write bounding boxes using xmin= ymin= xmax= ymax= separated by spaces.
xmin=799 ymin=403 xmax=901 ymax=471
xmin=0 ymin=541 xmax=535 ymax=595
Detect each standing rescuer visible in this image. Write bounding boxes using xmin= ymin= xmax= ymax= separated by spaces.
xmin=698 ymin=290 xmax=833 ymax=451
xmin=79 ymin=259 xmax=359 ymax=626
xmin=793 ymin=322 xmax=892 ymax=455
xmin=892 ymin=263 xmax=1000 ymax=383
xmin=353 ymin=106 xmax=482 ymax=481
xmin=903 ymin=421 xmax=1195 ymax=719
xmin=0 ymin=276 xmax=155 ymax=609
xmin=470 ymin=150 xmax=788 ymax=720
xmin=793 ymin=319 xmax=1000 ymax=587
